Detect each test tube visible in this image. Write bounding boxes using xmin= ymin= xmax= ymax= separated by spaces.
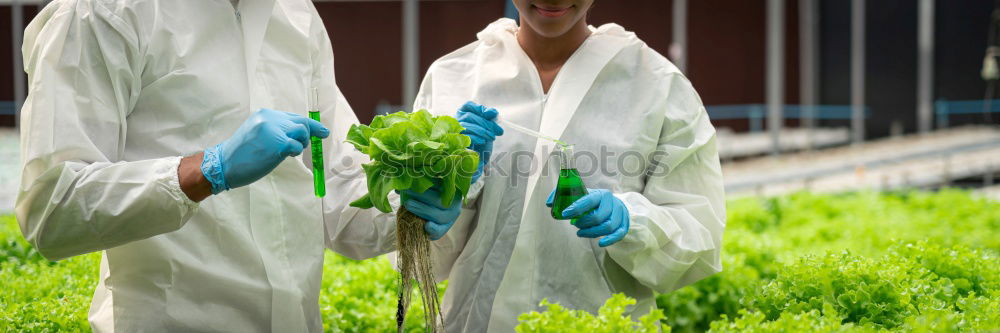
xmin=309 ymin=87 xmax=326 ymax=197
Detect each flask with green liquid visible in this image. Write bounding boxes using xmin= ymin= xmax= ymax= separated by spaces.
xmin=550 ymin=144 xmax=590 ymax=221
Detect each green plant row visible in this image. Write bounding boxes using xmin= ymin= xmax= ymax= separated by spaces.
xmin=656 ymin=190 xmax=999 ymax=332
xmin=1 ymin=215 xmax=98 ymax=331
xmin=0 ymin=215 xmax=443 ymax=333
xmin=1 ymin=190 xmax=997 ymax=332
xmin=736 ymin=242 xmax=998 ymax=331
xmin=523 ymin=241 xmax=998 ymax=333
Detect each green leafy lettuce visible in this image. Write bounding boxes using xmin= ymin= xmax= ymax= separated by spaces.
xmin=516 ymin=294 xmax=667 ymax=333
xmin=346 ymin=110 xmax=479 ymax=213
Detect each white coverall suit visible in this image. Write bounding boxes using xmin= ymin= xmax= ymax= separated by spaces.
xmin=330 ymin=18 xmax=727 ymax=332
xmin=16 ymin=0 xmax=395 ymax=331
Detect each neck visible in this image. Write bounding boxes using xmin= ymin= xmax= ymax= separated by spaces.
xmin=517 ymin=19 xmax=592 ymax=70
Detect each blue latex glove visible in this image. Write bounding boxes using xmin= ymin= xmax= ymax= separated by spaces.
xmin=546 ymin=189 xmax=630 ymax=247
xmin=456 ymin=101 xmax=504 ymax=184
xmin=400 ymin=188 xmax=462 ymax=240
xmin=202 ymin=108 xmax=329 ymax=194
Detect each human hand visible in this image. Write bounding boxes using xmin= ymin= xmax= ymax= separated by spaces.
xmin=202 ymin=108 xmax=328 ymax=194
xmin=400 ymin=187 xmax=462 ymax=241
xmin=456 ymin=101 xmax=503 ymax=184
xmin=547 ymin=189 xmax=630 ymax=247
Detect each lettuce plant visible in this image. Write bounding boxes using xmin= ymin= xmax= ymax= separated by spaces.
xmin=346 ymin=110 xmax=478 ymax=213
xmin=344 ymin=110 xmax=478 ymax=332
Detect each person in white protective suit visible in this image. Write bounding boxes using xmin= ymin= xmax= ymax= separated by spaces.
xmin=15 ymin=0 xmax=431 ymax=331
xmin=328 ymin=0 xmax=727 ymax=331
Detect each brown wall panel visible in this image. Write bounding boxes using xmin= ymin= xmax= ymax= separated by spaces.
xmin=1 ymin=6 xmax=14 ymax=103
xmin=317 ymin=1 xmax=504 ymax=124
xmin=688 ymin=0 xmax=767 ymax=105
xmin=587 ymin=1 xmax=672 ymax=57
xmin=317 ymin=2 xmax=404 ymax=124
xmin=419 ymin=1 xmax=506 ymax=75
xmin=3 ymin=1 xmax=795 ymax=130
xmin=1 ymin=5 xmax=39 ymax=127
xmin=785 ymin=0 xmax=800 ymax=106
xmin=686 ymin=0 xmax=799 ymax=105
xmin=685 ymin=0 xmax=800 ymax=131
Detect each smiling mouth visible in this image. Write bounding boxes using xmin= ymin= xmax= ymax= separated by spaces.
xmin=533 ymin=4 xmax=571 ymax=18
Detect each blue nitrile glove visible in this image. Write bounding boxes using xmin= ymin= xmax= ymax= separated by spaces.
xmin=456 ymin=101 xmax=504 ymax=184
xmin=400 ymin=188 xmax=463 ymax=240
xmin=202 ymin=108 xmax=329 ymax=194
xmin=546 ymin=189 xmax=630 ymax=247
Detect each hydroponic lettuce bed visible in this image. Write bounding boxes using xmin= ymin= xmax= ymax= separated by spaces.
xmin=1 ymin=190 xmax=997 ymax=332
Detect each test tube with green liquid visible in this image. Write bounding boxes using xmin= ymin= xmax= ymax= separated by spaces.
xmin=550 ymin=144 xmax=590 ymax=223
xmin=308 ymin=87 xmax=326 ymax=197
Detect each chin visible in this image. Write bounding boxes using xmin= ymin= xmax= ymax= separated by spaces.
xmin=529 ymin=22 xmax=574 ymax=38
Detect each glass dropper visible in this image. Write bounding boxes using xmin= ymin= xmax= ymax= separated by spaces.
xmin=495 ymin=116 xmax=568 ymax=147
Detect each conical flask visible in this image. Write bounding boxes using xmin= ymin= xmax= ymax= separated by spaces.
xmin=550 ymin=145 xmax=590 ymax=221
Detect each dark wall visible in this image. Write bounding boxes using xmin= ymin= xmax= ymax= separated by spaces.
xmin=318 ymin=1 xmax=402 ymax=124
xmin=588 ymin=1 xmax=672 ymax=58
xmin=820 ymin=0 xmax=994 ymax=136
xmin=0 ymin=6 xmax=38 ymax=127
xmin=935 ymin=1 xmax=995 ymax=127
xmin=689 ymin=0 xmax=766 ymax=105
xmin=2 ymin=1 xmax=994 ymax=134
xmin=821 ymin=0 xmax=919 ymax=137
xmin=818 ymin=0 xmax=851 ymax=124
xmin=0 ymin=6 xmax=11 ymax=104
xmin=321 ymin=0 xmax=790 ymax=125
xmin=316 ymin=1 xmax=504 ymax=124
xmin=0 ymin=0 xmax=797 ymax=129
xmin=936 ymin=1 xmax=992 ymax=101
xmin=688 ymin=0 xmax=801 ymax=131
xmin=322 ymin=0 xmax=680 ymax=124
xmin=419 ymin=1 xmax=507 ymax=73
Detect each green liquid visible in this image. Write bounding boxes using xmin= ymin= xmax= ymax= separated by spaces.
xmin=309 ymin=111 xmax=326 ymax=198
xmin=551 ymin=168 xmax=590 ymax=222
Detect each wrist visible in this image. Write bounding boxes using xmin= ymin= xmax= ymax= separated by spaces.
xmin=178 ymin=152 xmax=213 ymax=202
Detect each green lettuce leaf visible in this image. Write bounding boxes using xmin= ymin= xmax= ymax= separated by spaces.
xmin=346 ymin=110 xmax=479 ymax=213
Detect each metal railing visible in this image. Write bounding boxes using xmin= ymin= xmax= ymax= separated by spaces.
xmin=0 ymin=101 xmax=13 ymax=116
xmin=935 ymin=99 xmax=1000 ymax=128
xmin=706 ymin=104 xmax=869 ymax=132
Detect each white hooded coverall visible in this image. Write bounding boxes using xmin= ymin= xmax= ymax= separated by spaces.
xmin=16 ymin=0 xmax=395 ymax=331
xmin=331 ymin=19 xmax=727 ymax=332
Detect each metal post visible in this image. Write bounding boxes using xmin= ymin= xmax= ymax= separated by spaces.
xmin=767 ymin=0 xmax=785 ymax=156
xmin=799 ymin=0 xmax=819 ymax=150
xmin=917 ymin=0 xmax=934 ymax=133
xmin=851 ymin=0 xmax=866 ymax=144
xmin=12 ymin=0 xmax=26 ymax=130
xmin=402 ymin=0 xmax=419 ymax=112
xmin=671 ymin=0 xmax=688 ymax=73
